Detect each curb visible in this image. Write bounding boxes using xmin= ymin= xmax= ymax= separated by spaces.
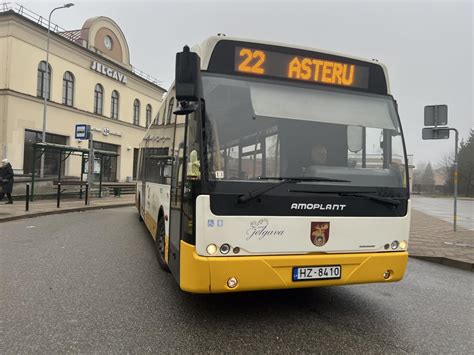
xmin=0 ymin=203 xmax=135 ymax=223
xmin=410 ymin=255 xmax=473 ymax=272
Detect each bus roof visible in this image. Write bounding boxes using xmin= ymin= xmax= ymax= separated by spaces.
xmin=191 ymin=35 xmax=391 ymax=94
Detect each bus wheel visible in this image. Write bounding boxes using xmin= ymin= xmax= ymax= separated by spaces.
xmin=155 ymin=217 xmax=170 ymax=272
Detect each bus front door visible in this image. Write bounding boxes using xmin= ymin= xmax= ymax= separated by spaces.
xmin=168 ymin=123 xmax=186 ymax=279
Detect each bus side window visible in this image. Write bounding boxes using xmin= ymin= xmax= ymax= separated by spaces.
xmin=185 ymin=112 xmax=200 ymax=180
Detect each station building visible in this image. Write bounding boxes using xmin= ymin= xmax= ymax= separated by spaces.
xmin=0 ymin=4 xmax=166 ymax=182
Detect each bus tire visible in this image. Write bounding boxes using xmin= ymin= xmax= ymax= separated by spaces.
xmin=155 ymin=217 xmax=170 ymax=272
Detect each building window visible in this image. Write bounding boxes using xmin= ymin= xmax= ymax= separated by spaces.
xmin=153 ymin=112 xmax=160 ymax=126
xmin=146 ymin=104 xmax=152 ymax=127
xmin=111 ymin=90 xmax=119 ymax=119
xmin=159 ymin=104 xmax=166 ymax=125
xmin=133 ymin=99 xmax=140 ymax=126
xmin=94 ymin=84 xmax=104 ymax=115
xmin=23 ymin=129 xmax=67 ymax=176
xmin=62 ymin=71 xmax=74 ymax=106
xmin=37 ymin=61 xmax=51 ymax=99
xmin=93 ymin=141 xmax=119 ymax=182
xmin=166 ymin=98 xmax=174 ymax=125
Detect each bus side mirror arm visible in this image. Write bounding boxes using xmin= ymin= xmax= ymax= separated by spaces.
xmin=174 ymin=101 xmax=198 ymax=116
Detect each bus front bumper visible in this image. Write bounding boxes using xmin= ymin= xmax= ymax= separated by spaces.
xmin=179 ymin=241 xmax=408 ymax=293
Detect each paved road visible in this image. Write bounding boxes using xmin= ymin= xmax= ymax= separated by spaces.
xmin=1 ymin=208 xmax=473 ymax=353
xmin=411 ymin=195 xmax=474 ymax=230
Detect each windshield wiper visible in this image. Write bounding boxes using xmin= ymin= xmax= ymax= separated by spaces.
xmin=257 ymin=176 xmax=351 ymax=183
xmin=237 ymin=176 xmax=351 ymax=204
xmin=339 ymin=192 xmax=400 ymax=206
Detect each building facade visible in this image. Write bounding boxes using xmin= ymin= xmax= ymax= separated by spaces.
xmin=0 ymin=5 xmax=166 ymax=181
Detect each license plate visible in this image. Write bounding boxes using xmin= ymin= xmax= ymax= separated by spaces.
xmin=292 ymin=265 xmax=341 ymax=281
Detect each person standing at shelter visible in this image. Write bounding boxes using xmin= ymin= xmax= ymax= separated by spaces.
xmin=0 ymin=159 xmax=14 ymax=204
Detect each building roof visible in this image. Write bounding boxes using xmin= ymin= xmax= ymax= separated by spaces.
xmin=0 ymin=3 xmax=167 ymax=92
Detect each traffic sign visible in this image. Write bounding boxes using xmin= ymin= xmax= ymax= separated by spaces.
xmin=424 ymin=105 xmax=448 ymax=126
xmin=75 ymin=124 xmax=90 ymax=140
xmin=422 ymin=127 xmax=450 ymax=140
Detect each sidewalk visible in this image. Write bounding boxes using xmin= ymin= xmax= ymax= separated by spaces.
xmin=0 ymin=195 xmax=135 ymax=223
xmin=409 ymin=209 xmax=474 ymax=271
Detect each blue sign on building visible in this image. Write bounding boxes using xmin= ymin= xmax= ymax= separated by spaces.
xmin=75 ymin=124 xmax=91 ymax=140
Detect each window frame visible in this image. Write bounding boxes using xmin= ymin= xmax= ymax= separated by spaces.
xmin=62 ymin=71 xmax=75 ymax=106
xmin=146 ymin=104 xmax=152 ymax=127
xmin=133 ymin=99 xmax=141 ymax=126
xmin=37 ymin=61 xmax=52 ymax=100
xmin=166 ymin=97 xmax=175 ymax=125
xmin=94 ymin=83 xmax=104 ymax=115
xmin=111 ymin=90 xmax=120 ymax=119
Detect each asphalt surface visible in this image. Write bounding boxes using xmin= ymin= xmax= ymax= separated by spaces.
xmin=1 ymin=207 xmax=473 ymax=353
xmin=411 ymin=195 xmax=474 ymax=230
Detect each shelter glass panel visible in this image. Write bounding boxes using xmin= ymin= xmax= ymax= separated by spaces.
xmin=23 ymin=129 xmax=67 ymax=176
xmin=93 ymin=141 xmax=119 ymax=182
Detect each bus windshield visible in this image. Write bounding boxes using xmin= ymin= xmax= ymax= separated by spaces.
xmin=203 ymin=74 xmax=407 ymax=189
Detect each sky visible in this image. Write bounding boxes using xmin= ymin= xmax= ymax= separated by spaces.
xmin=22 ymin=0 xmax=473 ymax=168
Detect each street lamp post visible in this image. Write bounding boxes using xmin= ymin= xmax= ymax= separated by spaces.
xmin=40 ymin=3 xmax=74 ymax=178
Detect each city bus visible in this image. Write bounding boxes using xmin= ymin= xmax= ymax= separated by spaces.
xmin=136 ymin=35 xmax=410 ymax=293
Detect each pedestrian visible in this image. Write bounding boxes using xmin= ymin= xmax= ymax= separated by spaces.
xmin=0 ymin=158 xmax=14 ymax=204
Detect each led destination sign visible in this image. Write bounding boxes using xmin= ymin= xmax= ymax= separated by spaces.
xmin=234 ymin=47 xmax=370 ymax=89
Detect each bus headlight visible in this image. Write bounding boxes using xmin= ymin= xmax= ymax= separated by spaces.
xmin=206 ymin=244 xmax=217 ymax=255
xmin=391 ymin=241 xmax=399 ymax=250
xmin=399 ymin=240 xmax=408 ymax=250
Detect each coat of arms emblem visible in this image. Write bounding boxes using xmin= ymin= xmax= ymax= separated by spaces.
xmin=310 ymin=222 xmax=330 ymax=247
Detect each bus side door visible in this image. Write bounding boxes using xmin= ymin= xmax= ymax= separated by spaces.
xmin=168 ymin=97 xmax=186 ymax=279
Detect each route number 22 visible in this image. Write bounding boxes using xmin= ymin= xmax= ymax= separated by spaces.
xmin=238 ymin=48 xmax=266 ymax=74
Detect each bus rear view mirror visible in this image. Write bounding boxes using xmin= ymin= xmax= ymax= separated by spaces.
xmin=175 ymin=45 xmax=202 ymax=102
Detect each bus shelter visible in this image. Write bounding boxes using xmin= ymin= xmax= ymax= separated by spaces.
xmin=30 ymin=142 xmax=119 ymax=201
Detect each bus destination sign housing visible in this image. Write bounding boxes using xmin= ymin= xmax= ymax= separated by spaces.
xmin=207 ymin=40 xmax=388 ymax=94
xmin=234 ymin=47 xmax=370 ymax=89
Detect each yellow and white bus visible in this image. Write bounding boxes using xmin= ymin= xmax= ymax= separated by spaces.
xmin=136 ymin=36 xmax=410 ymax=293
